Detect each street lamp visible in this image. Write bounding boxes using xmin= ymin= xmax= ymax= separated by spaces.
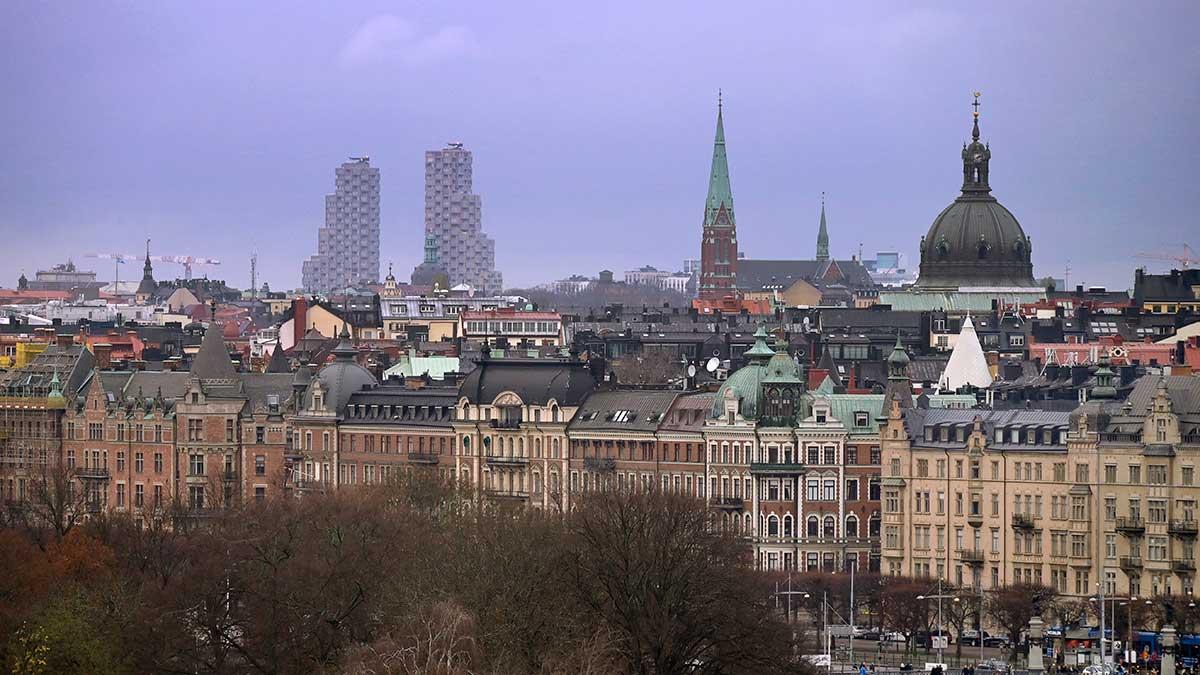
xmin=772 ymin=575 xmax=816 ymax=660
xmin=918 ymin=577 xmax=960 ymax=666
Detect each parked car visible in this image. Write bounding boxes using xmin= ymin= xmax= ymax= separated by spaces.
xmin=883 ymin=631 xmax=906 ymax=643
xmin=976 ymin=659 xmax=1011 ymax=674
xmin=960 ymin=630 xmax=994 ymax=647
xmin=982 ymin=635 xmax=1011 ymax=648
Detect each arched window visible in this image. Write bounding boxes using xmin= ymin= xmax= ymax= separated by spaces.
xmin=462 ymin=436 xmax=471 ymax=455
xmin=535 ymin=437 xmax=542 ymax=458
xmin=767 ymin=515 xmax=778 ymax=536
xmin=869 ymin=513 xmax=882 ymax=538
xmin=846 ymin=515 xmax=859 ymax=539
xmin=823 ymin=515 xmax=836 ymax=538
xmin=552 ymin=438 xmax=560 ymax=458
xmin=551 ymin=405 xmax=559 ymax=423
xmin=807 ymin=515 xmax=819 ymax=537
xmin=518 ymin=437 xmax=525 ymax=457
xmin=482 ymin=436 xmax=491 ymax=455
xmin=783 ymin=514 xmax=794 ymax=537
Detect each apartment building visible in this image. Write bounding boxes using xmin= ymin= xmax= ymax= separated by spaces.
xmin=880 ymin=365 xmax=1200 ymax=600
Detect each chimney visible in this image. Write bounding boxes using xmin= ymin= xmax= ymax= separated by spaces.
xmin=293 ymin=296 xmax=308 ymax=346
xmin=55 ymin=333 xmax=73 ymax=349
xmin=93 ymin=343 xmax=113 ymax=369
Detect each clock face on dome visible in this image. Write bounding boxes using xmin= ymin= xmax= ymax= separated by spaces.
xmin=973 ymin=153 xmax=983 ymax=162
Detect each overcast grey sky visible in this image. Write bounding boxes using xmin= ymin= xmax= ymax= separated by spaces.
xmin=2 ymin=1 xmax=1197 ymax=291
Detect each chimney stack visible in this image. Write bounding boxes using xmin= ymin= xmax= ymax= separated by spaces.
xmin=93 ymin=343 xmax=113 ymax=369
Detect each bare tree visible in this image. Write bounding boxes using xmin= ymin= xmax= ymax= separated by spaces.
xmin=563 ymin=489 xmax=804 ymax=674
xmin=610 ymin=348 xmax=685 ymax=386
xmin=988 ymin=584 xmax=1056 ymax=660
xmin=879 ymin=578 xmax=930 ymax=656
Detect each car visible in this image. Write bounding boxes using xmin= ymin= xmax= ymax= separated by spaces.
xmin=983 ymin=635 xmax=1011 ymax=648
xmin=883 ymin=631 xmax=906 ymax=643
xmin=858 ymin=629 xmax=882 ymax=641
xmin=960 ymin=630 xmax=994 ymax=647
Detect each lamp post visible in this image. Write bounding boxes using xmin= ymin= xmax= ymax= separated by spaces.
xmin=772 ymin=574 xmax=813 ymax=661
xmin=919 ymin=576 xmax=959 ymax=666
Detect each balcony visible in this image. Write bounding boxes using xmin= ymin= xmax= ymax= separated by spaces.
xmin=1012 ymin=513 xmax=1036 ymax=530
xmin=1169 ymin=520 xmax=1198 ymax=537
xmin=967 ymin=512 xmax=984 ymax=528
xmin=1172 ymin=559 xmax=1196 ymax=574
xmin=487 ymin=490 xmax=529 ymax=501
xmin=1115 ymin=517 xmax=1145 ymax=535
xmin=488 ymin=418 xmax=521 ymax=430
xmin=485 ymin=455 xmax=528 ymax=466
xmin=958 ymin=549 xmax=986 ymax=565
xmin=75 ymin=465 xmax=110 ymax=479
xmin=583 ymin=457 xmax=616 ymax=473
xmin=711 ymin=496 xmax=745 ymax=511
xmin=222 ymin=470 xmax=238 ymax=481
xmin=1119 ymin=556 xmax=1144 ymax=570
xmin=749 ymin=461 xmax=806 ymax=476
xmin=407 ymin=452 xmax=439 ymax=465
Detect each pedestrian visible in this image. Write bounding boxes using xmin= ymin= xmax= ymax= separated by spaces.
xmin=861 ymin=662 xmax=869 ymax=675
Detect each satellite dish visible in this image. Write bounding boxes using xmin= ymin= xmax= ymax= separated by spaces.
xmin=687 ymin=364 xmax=697 ymax=378
xmin=705 ymin=357 xmax=720 ymax=373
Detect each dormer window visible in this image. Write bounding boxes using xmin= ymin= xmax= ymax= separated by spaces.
xmin=815 ymin=408 xmax=828 ymax=424
xmin=854 ymin=411 xmax=869 ymax=427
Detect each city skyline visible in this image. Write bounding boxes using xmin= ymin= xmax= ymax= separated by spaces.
xmin=2 ymin=2 xmax=1198 ymax=291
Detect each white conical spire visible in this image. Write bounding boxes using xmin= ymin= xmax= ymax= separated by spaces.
xmin=939 ymin=315 xmax=993 ymax=392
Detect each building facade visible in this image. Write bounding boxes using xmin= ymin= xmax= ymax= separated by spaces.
xmin=302 ymin=157 xmax=381 ymax=293
xmin=412 ymin=143 xmax=503 ymax=295
xmin=880 ymin=367 xmax=1200 ymax=600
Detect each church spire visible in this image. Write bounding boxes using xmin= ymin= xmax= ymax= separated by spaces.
xmin=816 ymin=192 xmax=830 ymax=262
xmin=698 ymin=90 xmax=740 ymax=300
xmin=704 ymin=90 xmax=735 ymax=229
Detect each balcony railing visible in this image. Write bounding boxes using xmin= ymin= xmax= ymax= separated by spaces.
xmin=1012 ymin=513 xmax=1036 ymax=530
xmin=583 ymin=457 xmax=616 ymax=473
xmin=488 ymin=419 xmax=521 ymax=430
xmin=710 ymin=496 xmax=745 ymax=510
xmin=1115 ymin=517 xmax=1145 ymax=534
xmin=485 ymin=455 xmax=529 ymax=466
xmin=1172 ymin=559 xmax=1196 ymax=573
xmin=958 ymin=548 xmax=986 ymax=564
xmin=749 ymin=461 xmax=806 ymax=475
xmin=1119 ymin=556 xmax=1144 ymax=570
xmin=1169 ymin=520 xmax=1198 ymax=537
xmin=487 ymin=490 xmax=529 ymax=500
xmin=407 ymin=452 xmax=439 ymax=465
xmin=75 ymin=465 xmax=110 ymax=479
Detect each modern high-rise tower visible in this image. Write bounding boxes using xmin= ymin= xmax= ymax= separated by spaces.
xmin=301 ymin=157 xmax=380 ymax=293
xmin=698 ymin=95 xmax=738 ymax=300
xmin=411 ymin=143 xmax=502 ymax=294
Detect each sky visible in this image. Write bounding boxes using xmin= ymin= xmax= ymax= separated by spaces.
xmin=2 ymin=1 xmax=1198 ymax=292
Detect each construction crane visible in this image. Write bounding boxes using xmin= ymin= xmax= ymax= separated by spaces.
xmin=152 ymin=255 xmax=221 ymax=280
xmin=85 ymin=252 xmax=141 ymax=289
xmin=1136 ymin=243 xmax=1196 ymax=270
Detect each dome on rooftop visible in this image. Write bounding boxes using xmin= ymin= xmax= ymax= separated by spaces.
xmin=915 ymin=100 xmax=1038 ymax=290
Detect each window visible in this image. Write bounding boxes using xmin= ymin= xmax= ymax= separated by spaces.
xmin=1148 ymin=465 xmax=1168 ymax=485
xmin=1185 ymin=467 xmax=1195 ymax=486
xmin=116 ymin=451 xmax=125 ymax=472
xmin=1053 ymin=463 xmax=1066 ymax=482
xmin=890 ymin=458 xmax=901 ymax=477
xmin=1148 ymin=536 xmax=1167 ymax=561
xmin=255 ymin=486 xmax=266 ymax=503
xmin=884 ymin=526 xmax=900 ymax=549
xmin=189 ymin=486 xmax=204 ymax=509
xmin=823 ymin=479 xmax=836 ymax=501
xmin=869 ymin=479 xmax=880 ymax=501
xmin=846 ymin=479 xmax=859 ymax=501
xmin=870 ymin=447 xmax=881 ymax=465
xmin=885 ymin=490 xmax=900 ymax=513
xmin=189 ymin=454 xmax=204 ymax=476
xmin=1148 ymin=499 xmax=1167 ymax=523
xmin=187 ymin=419 xmax=202 ymax=441
xmin=1075 ymin=463 xmax=1089 ymax=484
xmin=255 ymin=426 xmax=265 ymax=444
xmin=225 ymin=419 xmax=234 ymax=442
xmin=134 ymin=484 xmax=144 ymax=507
xmin=255 ymin=455 xmax=266 ymax=476
xmin=846 ymin=447 xmax=858 ymax=465
xmin=854 ymin=411 xmax=869 ymax=427
xmin=1106 ymin=534 xmax=1117 ymax=559
xmin=807 ymin=479 xmax=819 ymax=501
xmin=917 ymin=459 xmax=928 ymax=477
xmin=154 ymin=452 xmax=163 ymax=473
xmin=135 ymin=452 xmax=144 ymax=473
xmin=1105 ymin=497 xmax=1117 ymax=521
xmin=1129 ymin=465 xmax=1141 ymax=484
xmin=1105 ymin=464 xmax=1118 ymax=484
xmin=116 ymin=483 xmax=125 ymax=507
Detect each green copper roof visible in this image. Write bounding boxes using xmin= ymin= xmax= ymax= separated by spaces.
xmin=816 ymin=197 xmax=829 ymax=262
xmin=743 ymin=325 xmax=775 ymax=360
xmin=704 ymin=97 xmax=735 ymax=229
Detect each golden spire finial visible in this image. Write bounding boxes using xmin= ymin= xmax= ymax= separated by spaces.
xmin=972 ymin=91 xmax=981 ymax=118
